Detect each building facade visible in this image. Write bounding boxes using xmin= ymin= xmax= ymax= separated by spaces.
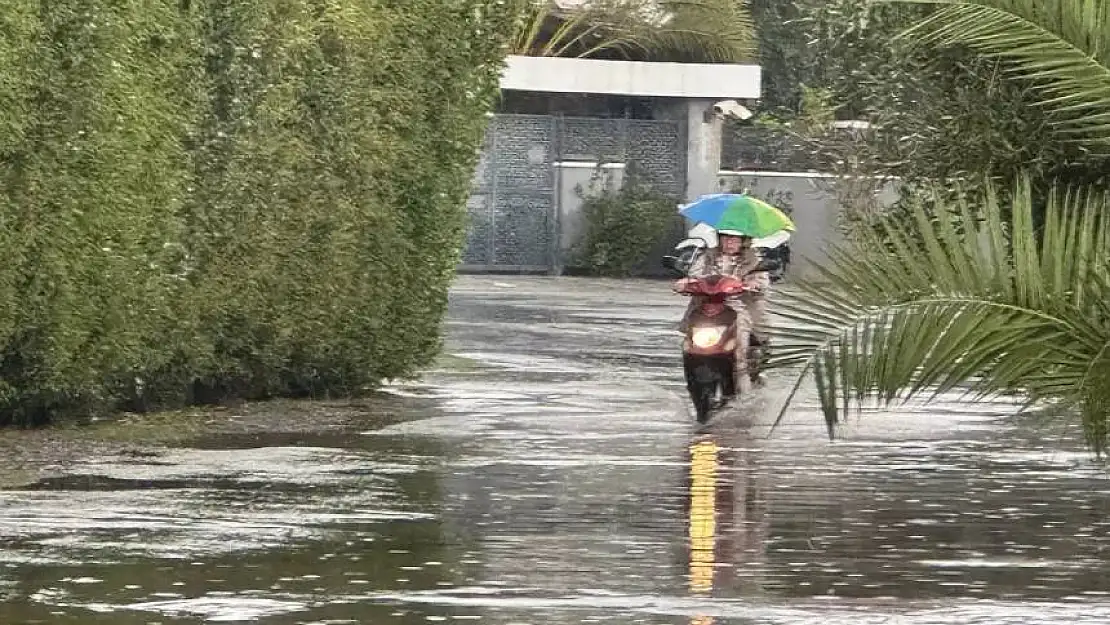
xmin=460 ymin=55 xmax=761 ymax=273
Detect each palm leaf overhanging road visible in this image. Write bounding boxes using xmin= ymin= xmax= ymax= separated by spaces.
xmin=770 ymin=179 xmax=1110 ymax=452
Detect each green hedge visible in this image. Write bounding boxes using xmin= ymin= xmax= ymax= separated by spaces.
xmin=0 ymin=0 xmax=521 ymax=426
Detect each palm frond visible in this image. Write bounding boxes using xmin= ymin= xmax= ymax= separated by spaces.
xmin=641 ymin=0 xmax=757 ymax=62
xmin=770 ymin=176 xmax=1110 ymax=452
xmin=510 ymin=2 xmax=637 ymax=58
xmin=890 ymin=0 xmax=1110 ymax=149
xmin=510 ymin=0 xmax=755 ymax=62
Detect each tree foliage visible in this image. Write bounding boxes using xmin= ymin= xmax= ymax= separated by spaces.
xmin=749 ymin=0 xmax=1110 ymax=196
xmin=899 ymin=0 xmax=1110 ymax=151
xmin=0 ymin=0 xmax=521 ymax=426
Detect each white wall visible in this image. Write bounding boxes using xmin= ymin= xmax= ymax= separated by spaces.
xmin=716 ymin=171 xmax=901 ymax=278
xmin=500 ymin=56 xmax=761 ymax=99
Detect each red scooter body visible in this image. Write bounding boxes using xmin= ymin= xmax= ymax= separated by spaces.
xmin=674 ymin=274 xmax=755 ymax=423
xmin=674 ymin=275 xmax=747 ymax=356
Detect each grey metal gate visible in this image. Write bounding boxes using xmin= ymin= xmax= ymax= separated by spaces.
xmin=460 ymin=114 xmax=686 ymax=273
xmin=461 ymin=115 xmax=558 ymax=272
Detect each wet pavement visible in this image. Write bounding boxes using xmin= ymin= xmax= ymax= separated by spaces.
xmin=2 ymin=275 xmax=1110 ymax=624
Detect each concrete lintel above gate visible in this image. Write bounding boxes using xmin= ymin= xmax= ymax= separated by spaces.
xmin=500 ymin=55 xmax=761 ymax=99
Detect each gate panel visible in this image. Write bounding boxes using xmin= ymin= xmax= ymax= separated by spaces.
xmin=461 ymin=115 xmax=556 ymax=272
xmin=461 ymin=114 xmax=687 ymax=273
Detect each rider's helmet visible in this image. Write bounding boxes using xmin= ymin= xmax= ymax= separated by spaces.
xmin=716 ymin=230 xmax=753 ymax=251
xmin=716 ymin=229 xmax=751 ymax=239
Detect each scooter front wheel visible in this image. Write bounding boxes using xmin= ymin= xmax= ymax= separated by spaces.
xmin=691 ymin=379 xmax=715 ymax=423
xmin=684 ymin=356 xmax=720 ymax=423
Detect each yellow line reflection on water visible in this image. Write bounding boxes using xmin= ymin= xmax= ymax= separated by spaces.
xmin=689 ymin=439 xmax=719 ymax=625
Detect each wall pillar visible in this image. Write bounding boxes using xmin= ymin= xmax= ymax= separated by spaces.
xmin=655 ymin=98 xmax=723 ymax=202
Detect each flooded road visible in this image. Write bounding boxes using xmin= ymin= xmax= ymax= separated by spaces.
xmin=3 ymin=275 xmax=1110 ymax=624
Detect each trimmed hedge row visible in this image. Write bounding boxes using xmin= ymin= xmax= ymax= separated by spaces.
xmin=0 ymin=0 xmax=521 ymax=425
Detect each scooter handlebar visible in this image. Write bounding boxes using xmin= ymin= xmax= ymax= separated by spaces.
xmin=673 ymin=275 xmax=751 ymax=296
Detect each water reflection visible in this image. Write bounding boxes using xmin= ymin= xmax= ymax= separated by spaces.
xmin=5 ymin=276 xmax=1110 ymax=624
xmin=688 ymin=438 xmax=717 ymax=597
xmin=687 ymin=423 xmax=771 ymax=625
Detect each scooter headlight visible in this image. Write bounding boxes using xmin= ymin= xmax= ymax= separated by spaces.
xmin=691 ymin=326 xmax=726 ymax=348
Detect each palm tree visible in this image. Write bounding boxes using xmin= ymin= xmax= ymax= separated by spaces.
xmin=770 ymin=177 xmax=1110 ymax=452
xmin=896 ymin=0 xmax=1110 ymax=151
xmin=510 ymin=0 xmax=756 ymax=63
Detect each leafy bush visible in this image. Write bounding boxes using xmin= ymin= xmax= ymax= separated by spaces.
xmin=571 ymin=170 xmax=682 ymax=277
xmin=0 ymin=0 xmax=521 ymax=426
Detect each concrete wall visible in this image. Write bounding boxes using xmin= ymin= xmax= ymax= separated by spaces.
xmin=716 ymin=171 xmax=901 ymax=278
xmin=501 ymin=56 xmax=761 ymax=99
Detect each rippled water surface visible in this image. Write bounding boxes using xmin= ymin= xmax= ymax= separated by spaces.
xmin=2 ymin=276 xmax=1109 ymax=624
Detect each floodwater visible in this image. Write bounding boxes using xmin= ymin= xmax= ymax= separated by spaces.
xmin=2 ymin=275 xmax=1109 ymax=624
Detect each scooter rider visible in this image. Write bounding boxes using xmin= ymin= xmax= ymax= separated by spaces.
xmin=680 ymin=230 xmax=771 ymax=383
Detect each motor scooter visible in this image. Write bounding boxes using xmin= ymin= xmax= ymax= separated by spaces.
xmin=662 ymin=257 xmax=778 ymax=423
xmin=672 ymin=223 xmax=789 ymax=283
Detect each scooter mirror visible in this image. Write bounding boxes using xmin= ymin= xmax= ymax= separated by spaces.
xmin=750 ymin=258 xmax=781 ymax=274
xmin=661 ymin=255 xmax=687 ymax=277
